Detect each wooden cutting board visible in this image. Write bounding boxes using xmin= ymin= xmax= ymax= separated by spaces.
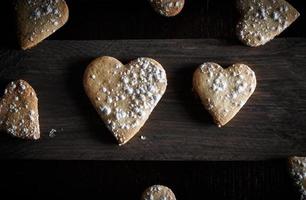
xmin=0 ymin=39 xmax=305 ymax=160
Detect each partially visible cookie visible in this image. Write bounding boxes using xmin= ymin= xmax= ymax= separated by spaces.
xmin=83 ymin=56 xmax=167 ymax=145
xmin=236 ymin=0 xmax=300 ymax=47
xmin=16 ymin=0 xmax=69 ymax=50
xmin=193 ymin=62 xmax=256 ymax=127
xmin=141 ymin=185 xmax=176 ymax=200
xmin=149 ymin=0 xmax=185 ymax=17
xmin=0 ymin=80 xmax=40 ymax=140
xmin=289 ymin=157 xmax=306 ymax=200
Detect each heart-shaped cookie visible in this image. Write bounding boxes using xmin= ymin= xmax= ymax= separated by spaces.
xmin=83 ymin=56 xmax=167 ymax=145
xmin=141 ymin=185 xmax=176 ymax=200
xmin=289 ymin=157 xmax=306 ymax=199
xmin=0 ymin=80 xmax=40 ymax=140
xmin=16 ymin=0 xmax=69 ymax=50
xmin=193 ymin=63 xmax=256 ymax=127
xmin=149 ymin=0 xmax=185 ymax=17
xmin=236 ymin=0 xmax=300 ymax=47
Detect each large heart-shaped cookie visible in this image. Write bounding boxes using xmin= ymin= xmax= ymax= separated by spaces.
xmin=289 ymin=157 xmax=306 ymax=199
xmin=141 ymin=185 xmax=176 ymax=200
xmin=193 ymin=63 xmax=256 ymax=127
xmin=236 ymin=0 xmax=300 ymax=47
xmin=16 ymin=0 xmax=69 ymax=50
xmin=149 ymin=0 xmax=185 ymax=17
xmin=83 ymin=56 xmax=167 ymax=145
xmin=0 ymin=80 xmax=40 ymax=140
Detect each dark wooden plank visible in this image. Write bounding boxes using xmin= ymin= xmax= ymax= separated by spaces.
xmin=0 ymin=160 xmax=300 ymax=199
xmin=0 ymin=39 xmax=306 ymax=160
xmin=0 ymin=0 xmax=305 ymax=44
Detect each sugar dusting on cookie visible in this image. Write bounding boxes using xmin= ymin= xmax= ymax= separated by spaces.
xmin=201 ymin=63 xmax=255 ymax=108
xmin=150 ymin=0 xmax=184 ymax=17
xmin=0 ymin=80 xmax=40 ymax=140
xmin=142 ymin=185 xmax=176 ymax=200
xmin=26 ymin=0 xmax=63 ymax=42
xmin=289 ymin=157 xmax=306 ymax=199
xmin=98 ymin=58 xmax=166 ymax=144
xmin=84 ymin=56 xmax=167 ymax=145
xmin=193 ymin=63 xmax=256 ymax=127
xmin=236 ymin=0 xmax=300 ymax=47
xmin=16 ymin=0 xmax=69 ymax=49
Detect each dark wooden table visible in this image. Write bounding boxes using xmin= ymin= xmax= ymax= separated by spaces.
xmin=1 ymin=39 xmax=306 ymax=160
xmin=0 ymin=0 xmax=305 ymax=199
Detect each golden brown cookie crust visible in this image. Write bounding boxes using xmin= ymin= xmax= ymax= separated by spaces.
xmin=193 ymin=62 xmax=256 ymax=127
xmin=0 ymin=80 xmax=40 ymax=140
xmin=16 ymin=0 xmax=69 ymax=50
xmin=289 ymin=157 xmax=306 ymax=199
xmin=150 ymin=0 xmax=185 ymax=17
xmin=236 ymin=0 xmax=300 ymax=47
xmin=84 ymin=56 xmax=167 ymax=145
xmin=141 ymin=185 xmax=176 ymax=200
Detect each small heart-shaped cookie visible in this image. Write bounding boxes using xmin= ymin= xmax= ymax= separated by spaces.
xmin=141 ymin=185 xmax=176 ymax=200
xmin=193 ymin=63 xmax=256 ymax=127
xmin=236 ymin=0 xmax=300 ymax=47
xmin=289 ymin=157 xmax=306 ymax=199
xmin=83 ymin=56 xmax=167 ymax=145
xmin=149 ymin=0 xmax=185 ymax=17
xmin=16 ymin=0 xmax=69 ymax=50
xmin=0 ymin=80 xmax=40 ymax=140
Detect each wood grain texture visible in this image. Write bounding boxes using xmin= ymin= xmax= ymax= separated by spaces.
xmin=0 ymin=0 xmax=305 ymax=45
xmin=0 ymin=39 xmax=306 ymax=160
xmin=0 ymin=160 xmax=300 ymax=199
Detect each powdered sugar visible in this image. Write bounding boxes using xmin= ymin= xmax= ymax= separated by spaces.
xmin=89 ymin=57 xmax=167 ymax=144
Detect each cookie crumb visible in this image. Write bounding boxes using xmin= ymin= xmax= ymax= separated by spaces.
xmin=49 ymin=128 xmax=57 ymax=138
xmin=140 ymin=135 xmax=146 ymax=140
